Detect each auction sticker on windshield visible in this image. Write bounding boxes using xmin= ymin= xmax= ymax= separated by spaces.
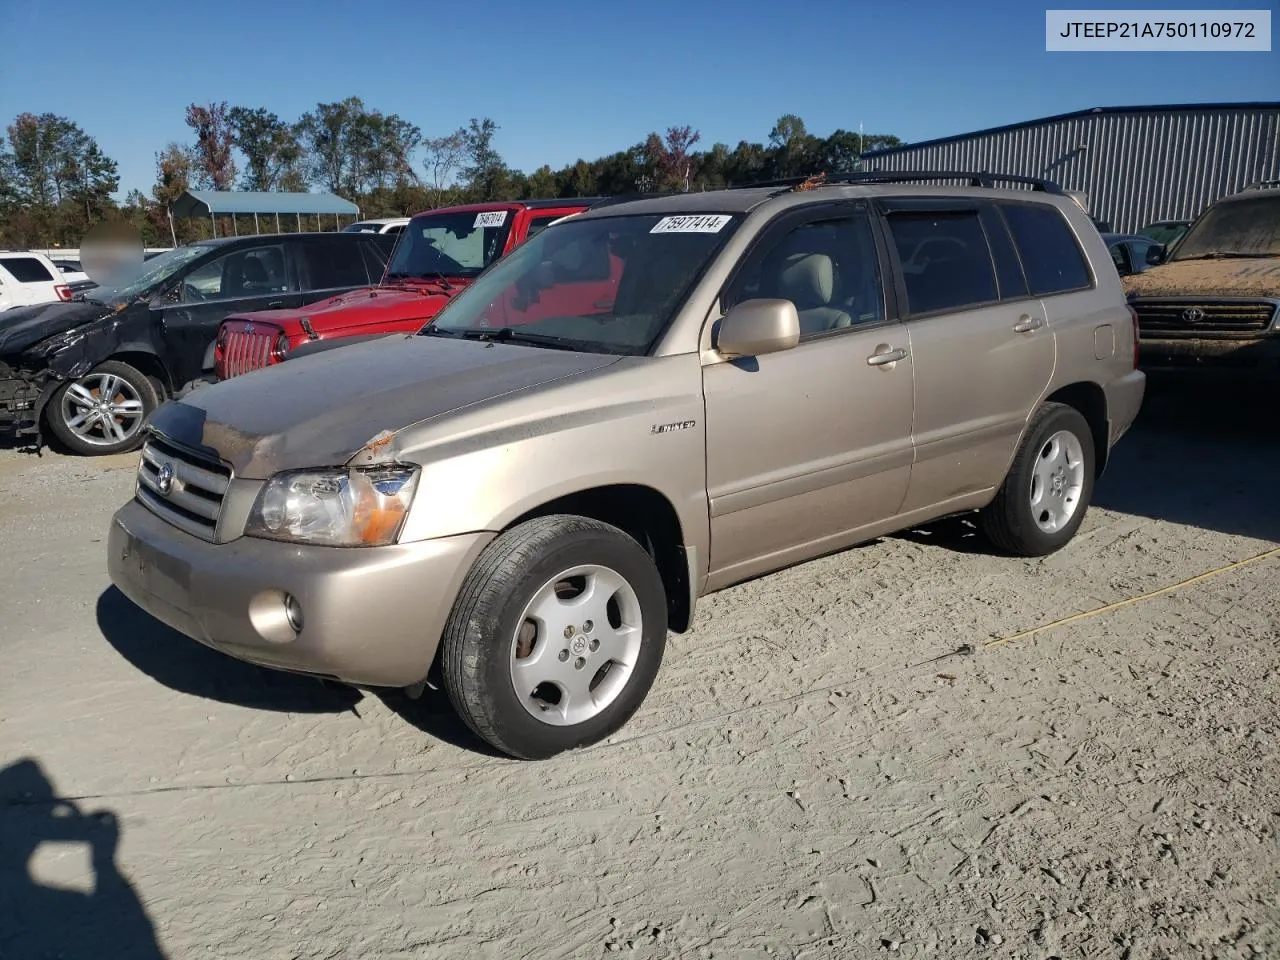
xmin=650 ymin=215 xmax=733 ymax=234
xmin=474 ymin=211 xmax=508 ymax=228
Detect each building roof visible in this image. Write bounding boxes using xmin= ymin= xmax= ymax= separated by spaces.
xmin=172 ymin=190 xmax=361 ymax=218
xmin=863 ymin=102 xmax=1280 ymax=159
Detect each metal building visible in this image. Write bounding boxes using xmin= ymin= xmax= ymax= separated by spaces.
xmin=860 ymin=103 xmax=1280 ymax=233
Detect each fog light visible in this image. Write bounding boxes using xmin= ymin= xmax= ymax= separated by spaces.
xmin=284 ymin=593 xmax=304 ymax=632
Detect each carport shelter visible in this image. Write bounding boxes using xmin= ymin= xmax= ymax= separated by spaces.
xmin=172 ymin=190 xmax=362 ymax=237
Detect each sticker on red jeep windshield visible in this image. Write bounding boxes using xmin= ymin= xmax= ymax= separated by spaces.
xmin=474 ymin=211 xmax=508 ymax=228
xmin=650 ymin=214 xmax=732 ymax=234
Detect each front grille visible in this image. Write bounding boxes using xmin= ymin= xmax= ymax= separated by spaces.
xmin=135 ymin=435 xmax=231 ymax=542
xmin=221 ymin=328 xmax=276 ymax=378
xmin=1135 ymin=300 xmax=1278 ymax=338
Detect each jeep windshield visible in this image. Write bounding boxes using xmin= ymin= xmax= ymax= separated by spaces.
xmin=1170 ymin=192 xmax=1280 ymax=261
xmin=422 ymin=212 xmax=741 ymax=356
xmin=85 ymin=243 xmax=214 ymax=306
xmin=383 ymin=209 xmax=516 ymax=283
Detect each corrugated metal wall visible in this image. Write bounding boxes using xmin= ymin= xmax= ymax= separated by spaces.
xmin=863 ymin=107 xmax=1280 ymax=233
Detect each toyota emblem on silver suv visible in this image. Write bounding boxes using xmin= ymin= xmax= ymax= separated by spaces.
xmin=1182 ymin=307 xmax=1205 ymax=323
xmin=157 ymin=462 xmax=174 ymax=496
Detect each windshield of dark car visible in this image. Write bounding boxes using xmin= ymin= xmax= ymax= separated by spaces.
xmin=385 ymin=209 xmax=516 ymax=281
xmin=90 ymin=244 xmax=213 ymax=303
xmin=1171 ymin=194 xmax=1280 ymax=260
xmin=422 ymin=212 xmax=741 ymax=355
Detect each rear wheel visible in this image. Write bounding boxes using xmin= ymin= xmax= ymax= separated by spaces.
xmin=979 ymin=402 xmax=1096 ymax=557
xmin=440 ymin=515 xmax=668 ymax=760
xmin=47 ymin=359 xmax=159 ymax=456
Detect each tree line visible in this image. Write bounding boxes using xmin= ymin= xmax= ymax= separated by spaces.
xmin=0 ymin=99 xmax=901 ymax=247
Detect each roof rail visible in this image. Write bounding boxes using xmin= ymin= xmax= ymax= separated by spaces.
xmin=831 ymin=171 xmax=1064 ymax=193
xmin=1245 ymin=178 xmax=1280 ymax=190
xmin=732 ymin=170 xmax=1064 ymax=195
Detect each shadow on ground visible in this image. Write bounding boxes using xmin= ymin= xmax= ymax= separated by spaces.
xmin=96 ymin=587 xmax=496 ymax=754
xmin=95 ymin=586 xmax=363 ymax=714
xmin=0 ymin=758 xmax=166 ymax=959
xmin=1092 ymin=379 xmax=1280 ymax=543
xmin=900 ymin=379 xmax=1280 ymax=551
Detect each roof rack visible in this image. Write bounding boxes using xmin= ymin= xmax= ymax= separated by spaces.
xmin=733 ymin=170 xmax=1064 ymax=195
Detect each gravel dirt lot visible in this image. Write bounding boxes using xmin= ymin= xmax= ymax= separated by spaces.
xmin=1 ymin=383 xmax=1277 ymax=960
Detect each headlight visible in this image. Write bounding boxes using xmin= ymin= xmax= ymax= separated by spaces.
xmin=245 ymin=464 xmax=420 ymax=546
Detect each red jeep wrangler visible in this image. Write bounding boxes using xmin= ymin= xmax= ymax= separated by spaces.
xmin=214 ymin=198 xmax=611 ymax=379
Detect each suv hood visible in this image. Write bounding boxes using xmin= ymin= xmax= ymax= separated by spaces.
xmin=152 ymin=334 xmax=622 ymax=477
xmin=0 ymin=300 xmax=114 ymax=357
xmin=232 ymin=284 xmax=461 ymax=337
xmin=1124 ymin=257 xmax=1280 ymax=299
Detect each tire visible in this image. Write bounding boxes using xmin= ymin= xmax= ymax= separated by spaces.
xmin=441 ymin=514 xmax=668 ymax=760
xmin=47 ymin=359 xmax=160 ymax=456
xmin=979 ymin=402 xmax=1096 ymax=557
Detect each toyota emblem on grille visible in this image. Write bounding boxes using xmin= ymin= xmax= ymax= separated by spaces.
xmin=243 ymin=322 xmax=255 ymax=335
xmin=156 ymin=462 xmax=174 ymax=496
xmin=1182 ymin=307 xmax=1205 ymax=323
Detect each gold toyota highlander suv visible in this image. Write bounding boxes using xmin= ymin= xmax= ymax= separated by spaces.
xmin=107 ymin=172 xmax=1146 ymax=759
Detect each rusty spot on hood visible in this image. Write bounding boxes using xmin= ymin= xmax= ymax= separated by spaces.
xmin=1124 ymin=257 xmax=1280 ymax=299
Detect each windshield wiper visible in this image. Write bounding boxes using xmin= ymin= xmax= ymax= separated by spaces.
xmin=383 ymin=272 xmax=457 ymax=293
xmin=453 ymin=327 xmax=604 ymax=353
xmin=1175 ymin=252 xmax=1275 ymax=261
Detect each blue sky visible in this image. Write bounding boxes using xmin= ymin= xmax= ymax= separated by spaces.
xmin=1 ymin=0 xmax=1276 ymax=199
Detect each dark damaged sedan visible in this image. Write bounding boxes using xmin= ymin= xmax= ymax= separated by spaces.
xmin=0 ymin=231 xmax=395 ymax=455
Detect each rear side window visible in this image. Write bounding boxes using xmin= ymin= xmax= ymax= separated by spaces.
xmin=525 ymin=214 xmax=564 ymax=241
xmin=1000 ymin=203 xmax=1093 ymax=295
xmin=2 ymin=256 xmax=56 ymax=283
xmin=887 ymin=212 xmax=998 ymax=315
xmin=301 ymin=238 xmax=373 ymax=290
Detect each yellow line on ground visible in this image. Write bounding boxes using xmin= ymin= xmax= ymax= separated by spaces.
xmin=985 ymin=544 xmax=1280 ymax=650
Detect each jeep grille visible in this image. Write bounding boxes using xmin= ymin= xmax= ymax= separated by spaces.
xmin=221 ymin=328 xmax=276 ymax=377
xmin=135 ymin=436 xmax=230 ymax=542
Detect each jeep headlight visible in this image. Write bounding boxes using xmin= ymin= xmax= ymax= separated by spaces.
xmin=245 ymin=465 xmax=420 ymax=546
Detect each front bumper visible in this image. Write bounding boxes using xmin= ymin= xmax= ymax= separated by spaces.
xmin=107 ymin=499 xmax=493 ymax=688
xmin=1139 ymin=336 xmax=1280 ymax=377
xmin=0 ymin=377 xmax=46 ymax=435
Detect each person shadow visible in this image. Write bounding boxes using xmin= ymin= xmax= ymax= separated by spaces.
xmin=0 ymin=758 xmax=165 ymax=959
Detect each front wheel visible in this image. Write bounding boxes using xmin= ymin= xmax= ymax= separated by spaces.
xmin=47 ymin=359 xmax=160 ymax=456
xmin=979 ymin=402 xmax=1096 ymax=557
xmin=440 ymin=515 xmax=668 ymax=760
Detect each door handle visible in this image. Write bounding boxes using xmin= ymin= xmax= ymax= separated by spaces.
xmin=1014 ymin=314 xmax=1044 ymax=333
xmin=867 ymin=346 xmax=908 ymax=367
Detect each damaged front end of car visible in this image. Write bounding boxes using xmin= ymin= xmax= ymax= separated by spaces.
xmin=0 ymin=300 xmax=136 ymax=451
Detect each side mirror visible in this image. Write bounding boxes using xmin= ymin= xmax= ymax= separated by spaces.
xmin=1146 ymin=245 xmax=1166 ymax=267
xmin=715 ymin=298 xmax=801 ymax=358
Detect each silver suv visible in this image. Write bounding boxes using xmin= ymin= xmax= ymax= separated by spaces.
xmin=107 ymin=172 xmax=1146 ymax=759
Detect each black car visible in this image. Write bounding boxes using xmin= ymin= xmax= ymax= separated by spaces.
xmin=0 ymin=231 xmax=394 ymax=455
xmin=1102 ymin=232 xmax=1166 ymax=277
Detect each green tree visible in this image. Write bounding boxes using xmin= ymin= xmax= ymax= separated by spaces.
xmin=297 ymin=96 xmax=368 ymax=195
xmin=227 ymin=106 xmax=301 ymax=191
xmin=151 ymin=142 xmax=193 ymax=243
xmin=422 ymin=128 xmax=466 ymax=207
xmin=66 ymin=141 xmax=119 ymax=225
xmin=185 ymin=101 xmax=237 ymax=190
xmin=524 ymin=164 xmax=557 ymax=198
xmin=460 ymin=117 xmax=508 ymax=201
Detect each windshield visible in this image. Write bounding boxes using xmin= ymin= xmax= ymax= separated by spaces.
xmin=89 ymin=244 xmax=212 ymax=303
xmin=1139 ymin=222 xmax=1188 ymax=247
xmin=1171 ymin=194 xmax=1280 ymax=260
xmin=385 ymin=209 xmax=516 ymax=281
xmin=422 ymin=212 xmax=741 ymax=355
